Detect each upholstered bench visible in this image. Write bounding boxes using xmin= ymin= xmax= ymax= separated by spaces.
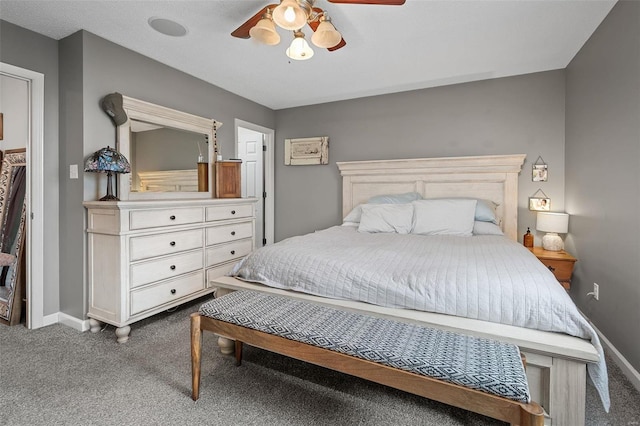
xmin=191 ymin=291 xmax=544 ymax=426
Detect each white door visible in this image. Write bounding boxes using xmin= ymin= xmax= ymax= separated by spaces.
xmin=1 ymin=62 xmax=45 ymax=329
xmin=236 ymin=120 xmax=274 ymax=247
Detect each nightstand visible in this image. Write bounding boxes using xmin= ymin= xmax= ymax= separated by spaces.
xmin=528 ymin=247 xmax=577 ymax=290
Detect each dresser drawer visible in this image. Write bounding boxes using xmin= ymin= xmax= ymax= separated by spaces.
xmin=130 ymin=207 xmax=204 ymax=230
xmin=130 ymin=271 xmax=204 ymax=316
xmin=206 ymin=239 xmax=253 ymax=267
xmin=206 ymin=222 xmax=253 ymax=246
xmin=538 ymin=258 xmax=574 ymax=282
xmin=206 ymin=204 xmax=253 ymax=222
xmin=130 ymin=250 xmax=204 ymax=288
xmin=130 ymin=229 xmax=203 ymax=261
xmin=206 ymin=261 xmax=237 ymax=288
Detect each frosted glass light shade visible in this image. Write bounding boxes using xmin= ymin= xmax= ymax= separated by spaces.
xmin=273 ymin=0 xmax=307 ymax=31
xmin=286 ymin=33 xmax=314 ymax=60
xmin=311 ymin=20 xmax=342 ymax=48
xmin=249 ymin=18 xmax=281 ymax=45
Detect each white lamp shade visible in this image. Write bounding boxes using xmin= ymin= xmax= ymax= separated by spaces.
xmin=249 ymin=18 xmax=281 ymax=45
xmin=536 ymin=212 xmax=569 ymax=233
xmin=286 ymin=34 xmax=314 ymax=60
xmin=311 ymin=20 xmax=342 ymax=48
xmin=273 ymin=0 xmax=307 ymax=31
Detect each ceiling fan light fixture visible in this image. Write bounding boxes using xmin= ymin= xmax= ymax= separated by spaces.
xmin=249 ymin=13 xmax=281 ymax=45
xmin=286 ymin=30 xmax=314 ymax=60
xmin=273 ymin=0 xmax=308 ymax=31
xmin=311 ymin=19 xmax=342 ymax=49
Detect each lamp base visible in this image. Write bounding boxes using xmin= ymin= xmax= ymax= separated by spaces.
xmin=542 ymin=232 xmax=564 ymax=251
xmin=99 ymin=194 xmax=120 ymax=201
xmin=99 ymin=171 xmax=120 ymax=201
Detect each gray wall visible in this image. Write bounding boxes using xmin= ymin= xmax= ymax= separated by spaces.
xmin=58 ymin=31 xmax=85 ymax=318
xmin=274 ymin=71 xmax=567 ymax=242
xmin=0 ymin=20 xmax=60 ymax=316
xmin=566 ymin=1 xmax=640 ymax=373
xmin=56 ymin=30 xmax=276 ymax=319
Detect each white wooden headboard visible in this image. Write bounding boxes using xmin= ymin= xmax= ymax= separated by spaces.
xmin=336 ymin=154 xmax=526 ymax=241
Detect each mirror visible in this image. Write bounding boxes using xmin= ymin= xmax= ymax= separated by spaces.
xmin=117 ymin=96 xmax=221 ymax=200
xmin=129 ymin=119 xmax=208 ymax=192
xmin=0 ymin=149 xmax=27 ymax=326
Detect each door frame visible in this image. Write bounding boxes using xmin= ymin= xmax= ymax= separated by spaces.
xmin=234 ymin=119 xmax=274 ymax=245
xmin=0 ymin=62 xmax=45 ymax=329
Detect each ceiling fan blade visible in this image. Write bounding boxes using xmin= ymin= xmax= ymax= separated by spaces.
xmin=308 ymin=7 xmax=347 ymax=51
xmin=327 ymin=0 xmax=405 ymax=5
xmin=231 ymin=4 xmax=279 ymax=39
xmin=328 ymin=38 xmax=346 ymax=51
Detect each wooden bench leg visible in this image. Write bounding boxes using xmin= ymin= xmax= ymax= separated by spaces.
xmin=235 ymin=340 xmax=243 ymax=366
xmin=190 ymin=313 xmax=202 ymax=401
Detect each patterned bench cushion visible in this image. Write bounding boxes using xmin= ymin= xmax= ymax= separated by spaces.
xmin=199 ymin=290 xmax=530 ymax=403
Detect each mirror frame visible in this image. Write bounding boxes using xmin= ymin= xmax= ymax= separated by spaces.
xmin=117 ymin=95 xmax=221 ymax=200
xmin=0 ymin=149 xmax=27 ymax=325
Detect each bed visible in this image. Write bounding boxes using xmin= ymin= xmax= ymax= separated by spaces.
xmin=210 ymin=154 xmax=608 ymax=426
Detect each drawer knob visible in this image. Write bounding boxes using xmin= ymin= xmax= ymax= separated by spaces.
xmin=231 ymin=231 xmax=236 ymax=236
xmin=231 ymin=210 xmax=236 ymax=215
xmin=230 ymin=250 xmax=236 ymax=255
xmin=170 ymin=289 xmax=176 ymax=295
xmin=170 ymin=241 xmax=176 ymax=246
xmin=170 ymin=215 xmax=176 ymax=220
xmin=548 ymin=265 xmax=556 ymax=272
xmin=170 ymin=265 xmax=176 ymax=270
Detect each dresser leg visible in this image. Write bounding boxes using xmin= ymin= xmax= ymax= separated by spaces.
xmin=89 ymin=318 xmax=102 ymax=333
xmin=115 ymin=325 xmax=131 ymax=343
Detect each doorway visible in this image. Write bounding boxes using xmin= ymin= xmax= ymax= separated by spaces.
xmin=0 ymin=62 xmax=45 ymax=329
xmin=235 ymin=119 xmax=274 ymax=247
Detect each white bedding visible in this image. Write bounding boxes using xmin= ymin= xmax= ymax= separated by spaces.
xmin=230 ymin=226 xmax=610 ymax=409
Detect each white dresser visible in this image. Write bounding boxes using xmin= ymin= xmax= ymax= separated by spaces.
xmin=84 ymin=198 xmax=256 ymax=342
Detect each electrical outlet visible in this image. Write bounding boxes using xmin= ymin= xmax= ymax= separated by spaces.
xmin=593 ymin=283 xmax=599 ymax=301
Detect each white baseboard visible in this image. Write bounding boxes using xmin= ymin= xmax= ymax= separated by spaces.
xmin=55 ymin=312 xmax=90 ymax=332
xmin=588 ymin=319 xmax=640 ymax=394
xmin=42 ymin=312 xmax=59 ymax=327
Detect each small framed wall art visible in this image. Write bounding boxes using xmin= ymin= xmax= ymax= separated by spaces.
xmin=529 ymin=189 xmax=551 ymax=211
xmin=532 ymin=156 xmax=548 ymax=182
xmin=284 ymin=136 xmax=329 ymax=165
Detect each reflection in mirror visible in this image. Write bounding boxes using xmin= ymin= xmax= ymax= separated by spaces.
xmin=0 ymin=149 xmax=27 ymax=326
xmin=129 ymin=119 xmax=208 ymax=193
xmin=116 ymin=95 xmax=219 ymax=201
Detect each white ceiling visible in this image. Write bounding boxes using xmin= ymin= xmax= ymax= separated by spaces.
xmin=0 ymin=0 xmax=616 ymax=110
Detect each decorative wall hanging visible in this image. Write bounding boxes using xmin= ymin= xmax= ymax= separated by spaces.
xmin=285 ymin=136 xmax=329 ymax=165
xmin=529 ymin=189 xmax=550 ymax=211
xmin=532 ymin=156 xmax=548 ymax=182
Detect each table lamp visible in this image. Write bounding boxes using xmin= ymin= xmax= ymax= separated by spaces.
xmin=536 ymin=212 xmax=569 ymax=251
xmin=84 ymin=146 xmax=131 ymax=201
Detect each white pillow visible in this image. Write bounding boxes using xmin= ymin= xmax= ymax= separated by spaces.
xmin=358 ymin=203 xmax=414 ymax=234
xmin=343 ymin=192 xmax=423 ymax=225
xmin=411 ymin=199 xmax=477 ymax=236
xmin=472 ymin=221 xmax=504 ymax=235
xmin=343 ymin=205 xmax=363 ymax=223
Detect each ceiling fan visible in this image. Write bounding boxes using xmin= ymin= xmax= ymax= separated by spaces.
xmin=232 ymin=0 xmax=406 ymax=60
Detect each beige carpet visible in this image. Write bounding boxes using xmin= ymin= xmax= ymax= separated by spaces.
xmin=0 ymin=297 xmax=637 ymax=426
